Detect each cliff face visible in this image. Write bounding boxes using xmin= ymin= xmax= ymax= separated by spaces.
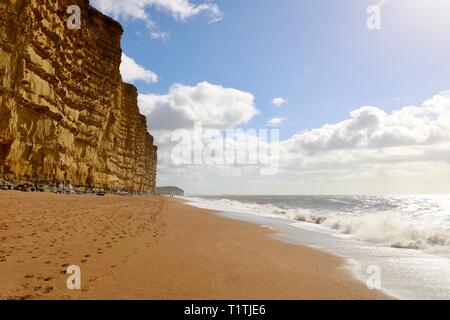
xmin=0 ymin=0 xmax=157 ymax=192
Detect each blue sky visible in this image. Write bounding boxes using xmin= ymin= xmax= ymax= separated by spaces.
xmin=92 ymin=0 xmax=450 ymax=194
xmin=118 ymin=0 xmax=450 ymax=139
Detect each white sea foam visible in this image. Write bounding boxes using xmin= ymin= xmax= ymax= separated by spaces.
xmin=184 ymin=195 xmax=450 ymax=254
xmin=184 ymin=195 xmax=450 ymax=299
xmin=321 ymin=213 xmax=450 ymax=252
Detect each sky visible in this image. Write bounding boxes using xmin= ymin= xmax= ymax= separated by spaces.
xmin=91 ymin=0 xmax=450 ymax=195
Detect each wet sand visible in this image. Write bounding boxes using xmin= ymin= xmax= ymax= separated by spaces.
xmin=0 ymin=191 xmax=388 ymax=299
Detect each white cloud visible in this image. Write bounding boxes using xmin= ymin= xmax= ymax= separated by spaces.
xmin=120 ymin=53 xmax=158 ymax=84
xmin=152 ymin=90 xmax=450 ymax=193
xmin=278 ymin=91 xmax=450 ymax=178
xmin=138 ymin=81 xmax=259 ymax=130
xmin=150 ymin=31 xmax=170 ymax=41
xmin=284 ymin=94 xmax=450 ymax=153
xmin=267 ymin=117 xmax=287 ymax=126
xmin=271 ymin=97 xmax=288 ymax=107
xmin=137 ymin=82 xmax=268 ymax=186
xmin=92 ymin=0 xmax=223 ymax=27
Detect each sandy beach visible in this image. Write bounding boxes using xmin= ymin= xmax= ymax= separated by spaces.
xmin=0 ymin=191 xmax=387 ymax=300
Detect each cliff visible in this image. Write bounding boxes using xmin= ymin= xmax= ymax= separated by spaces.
xmin=0 ymin=0 xmax=157 ymax=193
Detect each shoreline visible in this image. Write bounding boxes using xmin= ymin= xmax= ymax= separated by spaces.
xmin=0 ymin=191 xmax=388 ymax=299
xmin=181 ymin=195 xmax=450 ymax=299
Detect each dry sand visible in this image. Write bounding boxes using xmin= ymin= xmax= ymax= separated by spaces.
xmin=0 ymin=191 xmax=388 ymax=299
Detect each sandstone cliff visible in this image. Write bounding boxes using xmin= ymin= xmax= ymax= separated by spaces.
xmin=0 ymin=0 xmax=157 ymax=193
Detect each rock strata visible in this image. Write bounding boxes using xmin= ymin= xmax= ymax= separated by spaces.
xmin=0 ymin=0 xmax=157 ymax=193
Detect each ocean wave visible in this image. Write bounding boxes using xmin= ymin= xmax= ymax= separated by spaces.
xmin=320 ymin=214 xmax=450 ymax=251
xmin=187 ymin=197 xmax=450 ymax=253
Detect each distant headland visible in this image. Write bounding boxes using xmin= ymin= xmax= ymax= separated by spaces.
xmin=156 ymin=186 xmax=185 ymax=196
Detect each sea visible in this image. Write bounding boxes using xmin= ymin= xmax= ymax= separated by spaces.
xmin=181 ymin=194 xmax=450 ymax=300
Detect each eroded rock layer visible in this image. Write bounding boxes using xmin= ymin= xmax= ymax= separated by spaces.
xmin=0 ymin=0 xmax=157 ymax=193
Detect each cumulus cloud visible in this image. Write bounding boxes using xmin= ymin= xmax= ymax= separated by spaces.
xmin=267 ymin=117 xmax=287 ymax=126
xmin=120 ymin=53 xmax=158 ymax=84
xmin=280 ymin=91 xmax=450 ymax=176
xmin=138 ymin=81 xmax=259 ymax=131
xmin=138 ymin=86 xmax=450 ymax=193
xmin=136 ymin=82 xmax=272 ymax=184
xmin=271 ymin=97 xmax=288 ymax=107
xmin=284 ymin=94 xmax=450 ymax=154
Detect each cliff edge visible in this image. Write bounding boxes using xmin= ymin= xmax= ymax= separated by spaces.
xmin=0 ymin=0 xmax=157 ymax=193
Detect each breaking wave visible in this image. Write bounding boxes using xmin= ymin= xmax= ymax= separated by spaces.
xmin=185 ymin=196 xmax=450 ymax=254
xmin=321 ymin=214 xmax=450 ymax=251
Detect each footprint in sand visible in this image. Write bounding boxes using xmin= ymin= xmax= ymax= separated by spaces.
xmin=88 ymin=276 xmax=98 ymax=283
xmin=43 ymin=286 xmax=53 ymax=294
